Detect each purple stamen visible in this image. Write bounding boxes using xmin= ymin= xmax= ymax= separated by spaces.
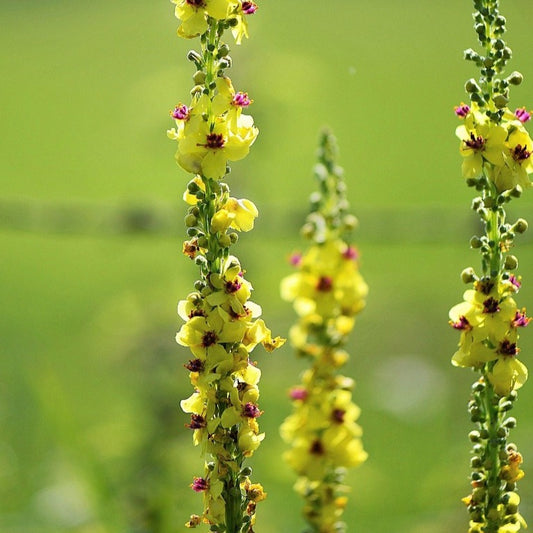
xmin=310 ymin=439 xmax=325 ymax=455
xmin=343 ymin=246 xmax=359 ymax=260
xmin=242 ymin=402 xmax=262 ymax=418
xmin=451 ymin=315 xmax=472 ymax=330
xmin=515 ymin=107 xmax=531 ymax=124
xmin=316 ymin=276 xmax=333 ymax=292
xmin=187 ymin=414 xmax=207 ymax=430
xmin=513 ymin=310 xmax=531 ymax=328
xmin=242 ymin=1 xmax=258 ymax=14
xmin=202 ymin=331 xmax=218 ymax=347
xmin=483 ymin=297 xmax=500 ymax=314
xmin=191 ymin=477 xmax=209 ymax=492
xmin=185 ymin=359 xmax=205 ymax=372
xmin=225 ymin=279 xmax=242 ymax=293
xmin=232 ymin=92 xmax=252 ymax=107
xmin=512 ymin=144 xmax=531 ymax=162
xmin=289 ymin=387 xmax=308 ymax=401
xmin=499 ymin=340 xmax=518 ymax=357
xmin=331 ymin=408 xmax=346 ymax=423
xmin=171 ymin=104 xmax=189 ymax=121
xmin=464 ymin=132 xmax=485 ymax=151
xmin=455 ymin=103 xmax=471 ymax=118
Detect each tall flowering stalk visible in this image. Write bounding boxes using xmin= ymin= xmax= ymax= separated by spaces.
xmin=168 ymin=2 xmax=284 ymax=531
xmin=280 ymin=130 xmax=368 ymax=533
xmin=450 ymin=1 xmax=532 ymax=531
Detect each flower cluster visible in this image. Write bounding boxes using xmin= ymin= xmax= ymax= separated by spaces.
xmin=450 ymin=276 xmax=529 ymax=396
xmin=169 ymin=3 xmax=284 ymax=531
xmin=450 ymin=1 xmax=531 ymax=531
xmin=456 ymin=104 xmax=533 ymax=192
xmin=280 ymin=130 xmax=368 ymax=533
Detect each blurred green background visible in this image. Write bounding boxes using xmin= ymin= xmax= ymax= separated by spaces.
xmin=2 ymin=1 xmax=533 ymax=532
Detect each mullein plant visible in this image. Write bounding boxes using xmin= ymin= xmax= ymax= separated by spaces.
xmin=280 ymin=130 xmax=368 ymax=533
xmin=449 ymin=1 xmax=533 ymax=531
xmin=168 ymin=2 xmax=284 ymax=531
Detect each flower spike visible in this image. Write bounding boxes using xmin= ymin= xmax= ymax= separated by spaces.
xmin=168 ymin=2 xmax=284 ymax=530
xmin=450 ymin=1 xmax=531 ymax=530
xmin=280 ymin=129 xmax=368 ymax=532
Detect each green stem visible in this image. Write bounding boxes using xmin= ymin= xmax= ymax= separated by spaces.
xmin=480 ymin=374 xmax=504 ymax=532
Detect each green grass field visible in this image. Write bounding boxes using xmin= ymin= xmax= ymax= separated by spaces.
xmin=2 ymin=1 xmax=533 ymax=531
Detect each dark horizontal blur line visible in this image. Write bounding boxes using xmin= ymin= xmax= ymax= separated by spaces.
xmin=0 ymin=198 xmax=531 ymax=245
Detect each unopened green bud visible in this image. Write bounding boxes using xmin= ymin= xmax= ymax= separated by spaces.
xmin=217 ymin=44 xmax=230 ymax=57
xmin=240 ymin=466 xmax=253 ymax=477
xmin=187 ymin=180 xmax=200 ymax=194
xmin=462 ymin=267 xmax=477 ymax=283
xmin=504 ymin=255 xmax=518 ymax=270
xmin=511 ymin=185 xmax=523 ymax=198
xmin=218 ymin=58 xmax=231 ymax=70
xmin=343 ymin=214 xmax=358 ymax=230
xmin=301 ymin=222 xmax=315 ymax=238
xmin=194 ymin=280 xmax=206 ymax=291
xmin=470 ymin=236 xmax=483 ymax=249
xmin=187 ymin=50 xmax=202 ymax=64
xmin=474 ymin=23 xmax=485 ymax=36
xmin=197 ymin=236 xmax=208 ymax=248
xmin=229 ymin=232 xmax=239 ymax=244
xmin=194 ymin=255 xmax=207 ymax=267
xmin=465 ymin=78 xmax=481 ymax=93
xmin=497 ymin=426 xmax=508 ymax=438
xmin=500 ymin=401 xmax=513 ymax=412
xmin=193 ymin=70 xmax=206 ymax=84
xmin=472 ymin=380 xmax=485 ymax=393
xmin=507 ymin=71 xmax=523 ymax=86
xmin=218 ymin=234 xmax=231 ymax=248
xmin=514 ymin=218 xmax=528 ymax=233
xmin=471 ymin=456 xmax=483 ymax=468
xmin=503 ymin=417 xmax=517 ymax=429
xmin=187 ymin=227 xmax=198 ymax=237
xmin=469 ymin=430 xmax=481 ymax=442
xmin=185 ymin=214 xmax=197 ymax=227
xmin=493 ymin=94 xmax=509 ymax=109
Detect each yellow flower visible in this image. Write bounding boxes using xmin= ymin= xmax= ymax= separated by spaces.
xmin=176 ymin=113 xmax=258 ymax=179
xmin=493 ymin=128 xmax=533 ymax=192
xmin=488 ymin=355 xmax=528 ymax=396
xmin=172 ymin=0 xmax=233 ymax=39
xmin=210 ymin=197 xmax=258 ymax=233
xmin=456 ymin=111 xmax=507 ymax=178
xmin=228 ymin=1 xmax=258 ymax=44
xmin=176 ymin=307 xmax=247 ymax=361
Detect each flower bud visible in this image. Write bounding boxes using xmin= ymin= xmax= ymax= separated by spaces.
xmin=187 ymin=50 xmax=202 ymax=64
xmin=343 ymin=214 xmax=358 ymax=230
xmin=504 ymin=255 xmax=518 ymax=270
xmin=192 ymin=70 xmax=205 ymax=84
xmin=493 ymin=94 xmax=509 ymax=109
xmin=185 ymin=214 xmax=197 ymax=227
xmin=513 ymin=218 xmax=528 ymax=234
xmin=465 ymin=78 xmax=481 ymax=93
xmin=469 ymin=430 xmax=481 ymax=442
xmin=217 ymin=44 xmax=230 ymax=57
xmin=507 ymin=71 xmax=523 ymax=86
xmin=462 ymin=267 xmax=477 ymax=283
xmin=503 ymin=417 xmax=517 ymax=429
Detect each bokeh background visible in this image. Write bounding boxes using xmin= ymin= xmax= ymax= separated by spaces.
xmin=2 ymin=1 xmax=533 ymax=532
